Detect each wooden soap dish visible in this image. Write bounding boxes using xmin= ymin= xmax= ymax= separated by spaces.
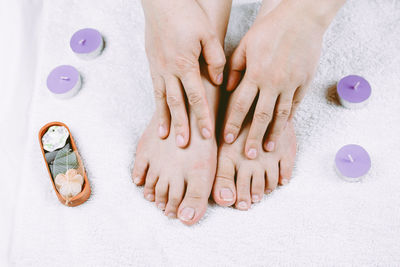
xmin=39 ymin=121 xmax=91 ymax=207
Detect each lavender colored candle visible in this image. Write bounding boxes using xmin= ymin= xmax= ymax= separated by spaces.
xmin=337 ymin=75 xmax=371 ymax=109
xmin=70 ymin=28 xmax=104 ymax=59
xmin=47 ymin=65 xmax=82 ymax=99
xmin=335 ymin=144 xmax=371 ymax=182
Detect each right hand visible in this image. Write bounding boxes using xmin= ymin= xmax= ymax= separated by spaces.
xmin=142 ymin=0 xmax=226 ymax=147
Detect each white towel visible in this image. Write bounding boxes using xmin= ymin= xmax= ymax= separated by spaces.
xmin=2 ymin=0 xmax=400 ymax=266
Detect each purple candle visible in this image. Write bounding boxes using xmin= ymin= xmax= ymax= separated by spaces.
xmin=47 ymin=65 xmax=82 ymax=99
xmin=337 ymin=75 xmax=371 ymax=109
xmin=335 ymin=144 xmax=371 ymax=182
xmin=70 ymin=28 xmax=104 ymax=59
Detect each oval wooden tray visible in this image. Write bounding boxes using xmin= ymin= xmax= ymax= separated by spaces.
xmin=39 ymin=121 xmax=91 ymax=207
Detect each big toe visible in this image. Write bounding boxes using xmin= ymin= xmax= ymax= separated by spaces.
xmin=212 ymin=156 xmax=236 ymax=207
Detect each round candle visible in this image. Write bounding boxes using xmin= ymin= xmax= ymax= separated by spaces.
xmin=335 ymin=144 xmax=371 ymax=182
xmin=70 ymin=28 xmax=104 ymax=59
xmin=47 ymin=65 xmax=82 ymax=99
xmin=337 ymin=75 xmax=371 ymax=109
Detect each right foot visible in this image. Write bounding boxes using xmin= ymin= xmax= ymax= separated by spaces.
xmin=213 ymin=122 xmax=296 ymax=210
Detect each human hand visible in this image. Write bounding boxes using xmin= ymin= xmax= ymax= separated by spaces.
xmin=142 ymin=0 xmax=226 ymax=147
xmin=224 ymin=0 xmax=345 ymax=159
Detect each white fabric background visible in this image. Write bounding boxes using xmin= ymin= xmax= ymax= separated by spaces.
xmin=1 ymin=0 xmax=400 ymax=266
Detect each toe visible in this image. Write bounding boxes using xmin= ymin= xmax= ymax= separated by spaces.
xmin=132 ymin=154 xmax=148 ymax=186
xmin=178 ymin=175 xmax=210 ymax=226
xmin=212 ymin=156 xmax=236 ymax=207
xmin=251 ymin=169 xmax=265 ymax=203
xmin=235 ymin=167 xmax=251 ymax=210
xmin=143 ymin=168 xmax=158 ymax=202
xmin=279 ymin=157 xmax=294 ymax=186
xmin=265 ymin=163 xmax=279 ymax=194
xmin=164 ymin=178 xmax=185 ymax=218
xmin=155 ymin=177 xmax=169 ymax=210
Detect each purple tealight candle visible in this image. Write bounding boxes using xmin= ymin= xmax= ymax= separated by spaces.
xmin=47 ymin=65 xmax=82 ymax=99
xmin=337 ymin=75 xmax=372 ymax=109
xmin=70 ymin=28 xmax=104 ymax=59
xmin=335 ymin=144 xmax=371 ymax=182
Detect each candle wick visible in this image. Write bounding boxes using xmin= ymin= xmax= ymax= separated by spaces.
xmin=79 ymin=39 xmax=86 ymax=45
xmin=60 ymin=76 xmax=70 ymax=81
xmin=347 ymin=154 xmax=354 ymax=163
xmin=353 ymin=81 xmax=360 ymax=90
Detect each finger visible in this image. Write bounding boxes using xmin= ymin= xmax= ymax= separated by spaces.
xmin=201 ymin=34 xmax=226 ymax=85
xmin=151 ymin=72 xmax=170 ymax=139
xmin=226 ymin=42 xmax=246 ymax=91
xmin=245 ymin=92 xmax=276 ymax=159
xmin=289 ymin=85 xmax=306 ymax=121
xmin=223 ymin=78 xmax=258 ymax=144
xmin=180 ymin=69 xmax=213 ymax=140
xmin=264 ymin=93 xmax=293 ymax=152
xmin=165 ymin=76 xmax=190 ymax=148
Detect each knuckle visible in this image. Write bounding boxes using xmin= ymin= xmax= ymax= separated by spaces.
xmin=275 ymin=107 xmax=291 ymax=118
xmin=166 ymin=95 xmax=181 ymax=107
xmin=153 ymin=88 xmax=165 ymax=100
xmin=187 ymin=91 xmax=203 ymax=106
xmin=227 ymin=121 xmax=241 ymax=132
xmin=174 ymin=56 xmax=197 ymax=73
xmin=232 ymin=99 xmax=248 ymax=114
xmin=254 ymin=111 xmax=272 ymax=123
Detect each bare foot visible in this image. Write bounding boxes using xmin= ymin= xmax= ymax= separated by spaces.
xmin=212 ymin=122 xmax=296 ymax=210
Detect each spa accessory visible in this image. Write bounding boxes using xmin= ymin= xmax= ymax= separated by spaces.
xmin=70 ymin=28 xmax=104 ymax=59
xmin=337 ymin=75 xmax=371 ymax=109
xmin=41 ymin=125 xmax=69 ymax=152
xmin=335 ymin=144 xmax=371 ymax=182
xmin=47 ymin=65 xmax=82 ymax=99
xmin=39 ymin=122 xmax=91 ymax=206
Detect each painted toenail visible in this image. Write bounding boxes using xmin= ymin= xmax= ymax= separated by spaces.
xmin=238 ymin=201 xmax=248 ymax=210
xmin=252 ymin=195 xmax=260 ymax=202
xmin=225 ymin=133 xmax=234 ymax=144
xmin=265 ymin=189 xmax=272 ymax=194
xmin=266 ymin=141 xmax=275 ymax=151
xmin=146 ymin=194 xmax=154 ymax=201
xmin=176 ymin=134 xmax=185 ymax=147
xmin=281 ymin=179 xmax=290 ymax=185
xmin=202 ymin=128 xmax=212 ymax=139
xmin=179 ymin=207 xmax=195 ymax=221
xmin=133 ymin=177 xmax=141 ymax=184
xmin=167 ymin=212 xmax=176 ymax=219
xmin=157 ymin=203 xmax=165 ymax=210
xmin=158 ymin=125 xmax=167 ymax=137
xmin=220 ymin=188 xmax=234 ymax=201
xmin=247 ymin=148 xmax=257 ymax=159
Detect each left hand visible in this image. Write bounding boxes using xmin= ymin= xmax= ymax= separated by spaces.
xmin=224 ymin=0 xmax=342 ymax=159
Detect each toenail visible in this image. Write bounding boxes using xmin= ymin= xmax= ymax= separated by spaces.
xmin=133 ymin=177 xmax=141 ymax=184
xmin=247 ymin=148 xmax=257 ymax=159
xmin=266 ymin=141 xmax=275 ymax=151
xmin=225 ymin=133 xmax=234 ymax=144
xmin=220 ymin=188 xmax=234 ymax=201
xmin=176 ymin=134 xmax=185 ymax=147
xmin=238 ymin=201 xmax=248 ymax=210
xmin=167 ymin=212 xmax=176 ymax=219
xmin=146 ymin=194 xmax=154 ymax=201
xmin=179 ymin=207 xmax=195 ymax=221
xmin=265 ymin=189 xmax=272 ymax=194
xmin=252 ymin=195 xmax=260 ymax=202
xmin=157 ymin=203 xmax=165 ymax=210
xmin=201 ymin=128 xmax=212 ymax=139
xmin=281 ymin=179 xmax=290 ymax=185
xmin=158 ymin=125 xmax=167 ymax=137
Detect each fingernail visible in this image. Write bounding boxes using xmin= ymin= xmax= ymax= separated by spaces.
xmin=158 ymin=125 xmax=167 ymax=137
xmin=281 ymin=178 xmax=290 ymax=185
xmin=220 ymin=188 xmax=234 ymax=201
xmin=146 ymin=194 xmax=154 ymax=201
xmin=216 ymin=73 xmax=223 ymax=84
xmin=179 ymin=207 xmax=195 ymax=221
xmin=225 ymin=133 xmax=234 ymax=144
xmin=247 ymin=148 xmax=257 ymax=159
xmin=266 ymin=141 xmax=275 ymax=151
xmin=202 ymin=128 xmax=212 ymax=139
xmin=252 ymin=195 xmax=260 ymax=202
xmin=238 ymin=201 xmax=248 ymax=210
xmin=157 ymin=202 xmax=165 ymax=210
xmin=265 ymin=189 xmax=272 ymax=194
xmin=176 ymin=134 xmax=185 ymax=147
xmin=133 ymin=177 xmax=141 ymax=184
xmin=167 ymin=212 xmax=176 ymax=219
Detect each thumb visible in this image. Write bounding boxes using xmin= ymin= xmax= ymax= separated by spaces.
xmin=226 ymin=43 xmax=246 ymax=91
xmin=202 ymin=34 xmax=226 ymax=85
